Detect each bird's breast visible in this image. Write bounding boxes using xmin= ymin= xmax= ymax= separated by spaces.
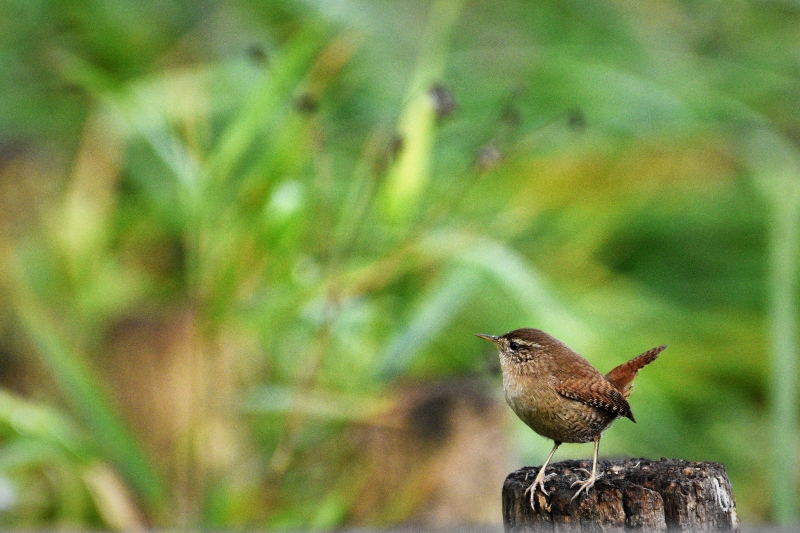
xmin=502 ymin=369 xmax=616 ymax=444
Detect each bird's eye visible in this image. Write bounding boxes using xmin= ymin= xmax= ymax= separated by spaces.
xmin=509 ymin=340 xmax=520 ymax=351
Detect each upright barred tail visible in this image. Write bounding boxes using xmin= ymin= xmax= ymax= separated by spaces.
xmin=605 ymin=345 xmax=666 ymax=399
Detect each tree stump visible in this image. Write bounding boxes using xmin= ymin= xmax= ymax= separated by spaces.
xmin=502 ymin=458 xmax=737 ymax=532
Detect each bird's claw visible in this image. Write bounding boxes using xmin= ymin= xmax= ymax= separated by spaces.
xmin=570 ymin=468 xmax=603 ymax=486
xmin=570 ymin=471 xmax=603 ymax=501
xmin=524 ymin=472 xmax=556 ymax=497
xmin=524 ymin=470 xmax=557 ymax=510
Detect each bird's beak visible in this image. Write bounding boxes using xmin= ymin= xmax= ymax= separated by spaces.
xmin=475 ymin=333 xmax=499 ymax=344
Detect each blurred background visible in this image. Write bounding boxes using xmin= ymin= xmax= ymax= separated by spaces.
xmin=1 ymin=0 xmax=800 ymax=529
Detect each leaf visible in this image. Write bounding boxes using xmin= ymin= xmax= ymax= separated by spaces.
xmin=377 ymin=265 xmax=481 ymax=378
xmin=12 ymin=298 xmax=167 ymax=514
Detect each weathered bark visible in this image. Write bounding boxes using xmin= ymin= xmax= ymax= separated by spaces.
xmin=502 ymin=458 xmax=737 ymax=532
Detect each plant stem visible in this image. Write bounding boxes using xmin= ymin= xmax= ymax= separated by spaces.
xmin=766 ymin=193 xmax=800 ymax=524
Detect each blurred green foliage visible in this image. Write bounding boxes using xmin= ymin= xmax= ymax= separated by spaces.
xmin=1 ymin=0 xmax=800 ymax=528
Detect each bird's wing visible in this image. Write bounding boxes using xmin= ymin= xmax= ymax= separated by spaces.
xmin=556 ymin=376 xmax=635 ymax=422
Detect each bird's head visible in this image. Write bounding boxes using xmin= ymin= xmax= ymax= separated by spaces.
xmin=476 ymin=328 xmax=557 ymax=362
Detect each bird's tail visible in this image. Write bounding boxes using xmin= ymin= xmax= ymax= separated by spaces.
xmin=605 ymin=345 xmax=666 ymax=399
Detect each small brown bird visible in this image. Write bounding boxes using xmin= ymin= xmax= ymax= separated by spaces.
xmin=477 ymin=328 xmax=665 ymax=506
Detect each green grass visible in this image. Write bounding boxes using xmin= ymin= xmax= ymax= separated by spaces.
xmin=1 ymin=0 xmax=800 ymax=528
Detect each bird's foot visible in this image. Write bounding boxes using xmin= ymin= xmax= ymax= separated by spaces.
xmin=570 ymin=470 xmax=603 ymax=501
xmin=571 ymin=466 xmax=607 ymax=480
xmin=524 ymin=469 xmax=557 ymax=510
xmin=525 ymin=470 xmax=557 ymax=497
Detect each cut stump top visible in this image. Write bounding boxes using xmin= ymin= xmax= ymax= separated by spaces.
xmin=502 ymin=458 xmax=737 ymax=532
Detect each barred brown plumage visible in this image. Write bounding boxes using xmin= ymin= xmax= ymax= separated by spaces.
xmin=476 ymin=328 xmax=664 ymax=509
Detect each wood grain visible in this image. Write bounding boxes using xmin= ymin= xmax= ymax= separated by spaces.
xmin=502 ymin=458 xmax=737 ymax=532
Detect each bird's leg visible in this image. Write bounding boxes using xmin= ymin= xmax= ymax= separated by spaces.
xmin=524 ymin=441 xmax=560 ymax=508
xmin=571 ymin=435 xmax=603 ymax=501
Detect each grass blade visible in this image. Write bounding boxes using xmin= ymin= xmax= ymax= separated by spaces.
xmin=13 ymin=298 xmax=167 ymax=516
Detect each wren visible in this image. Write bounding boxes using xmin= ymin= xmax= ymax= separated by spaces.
xmin=477 ymin=328 xmax=665 ymax=507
